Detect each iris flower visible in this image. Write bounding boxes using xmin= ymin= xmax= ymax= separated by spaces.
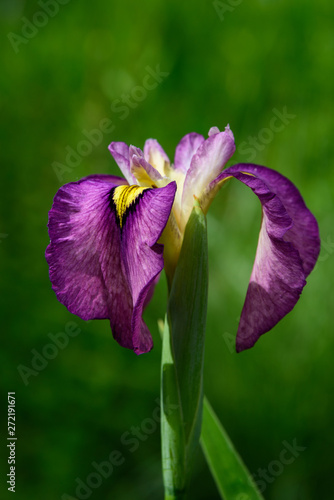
xmin=46 ymin=126 xmax=320 ymax=355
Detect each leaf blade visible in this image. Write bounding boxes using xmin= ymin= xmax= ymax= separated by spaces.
xmin=161 ymin=315 xmax=186 ymax=497
xmin=168 ymin=203 xmax=208 ymax=456
xmin=201 ymin=397 xmax=265 ymax=500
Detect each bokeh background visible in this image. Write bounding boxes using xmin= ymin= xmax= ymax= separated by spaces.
xmin=1 ymin=0 xmax=333 ymax=499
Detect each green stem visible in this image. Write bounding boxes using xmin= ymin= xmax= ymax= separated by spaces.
xmin=160 ymin=204 xmax=208 ymax=499
xmin=160 ymin=316 xmax=186 ymax=496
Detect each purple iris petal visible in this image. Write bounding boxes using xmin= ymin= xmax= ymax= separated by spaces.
xmin=121 ymin=183 xmax=177 ymax=351
xmin=129 ymin=145 xmax=144 ymax=158
xmin=143 ymin=139 xmax=170 ymax=173
xmin=46 ymin=174 xmax=176 ymax=354
xmin=108 ymin=142 xmax=137 ymax=185
xmin=208 ymin=126 xmax=220 ymax=137
xmin=216 ymin=164 xmax=320 ymax=352
xmin=174 ymin=132 xmax=205 ymax=173
xmin=181 ymin=130 xmax=236 ymax=222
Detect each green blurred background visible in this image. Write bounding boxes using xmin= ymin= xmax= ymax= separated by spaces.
xmin=1 ymin=0 xmax=333 ymax=498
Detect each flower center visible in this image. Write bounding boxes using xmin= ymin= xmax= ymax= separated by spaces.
xmin=111 ymin=185 xmax=148 ymax=228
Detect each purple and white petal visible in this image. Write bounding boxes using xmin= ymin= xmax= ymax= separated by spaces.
xmin=130 ymin=151 xmax=165 ymax=187
xmin=143 ymin=139 xmax=170 ymax=176
xmin=208 ymin=126 xmax=220 ymax=137
xmin=181 ymin=129 xmax=236 ymax=227
xmin=129 ymin=144 xmax=144 ymax=159
xmin=46 ymin=175 xmax=176 ymax=354
xmin=216 ymin=165 xmax=320 ymax=352
xmin=174 ymin=132 xmax=205 ymax=173
xmin=108 ymin=142 xmax=137 ymax=185
xmin=226 ymin=164 xmax=320 ymax=276
xmin=209 ymin=124 xmax=235 ymax=141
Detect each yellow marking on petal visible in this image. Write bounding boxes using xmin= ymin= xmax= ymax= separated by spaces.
xmin=112 ymin=185 xmax=148 ymax=227
xmin=240 ymin=171 xmax=256 ymax=177
xmin=131 ymin=165 xmax=157 ymax=188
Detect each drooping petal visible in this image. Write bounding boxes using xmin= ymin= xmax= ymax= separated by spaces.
xmin=174 ymin=132 xmax=205 ymax=173
xmin=120 ymin=182 xmax=177 ymax=350
xmin=215 ymin=164 xmax=320 ymax=352
xmin=143 ymin=139 xmax=170 ymax=176
xmin=108 ymin=142 xmax=137 ymax=185
xmin=46 ymin=175 xmax=176 ymax=354
xmin=223 ymin=164 xmax=320 ymax=276
xmin=181 ymin=129 xmax=236 ymax=229
xmin=46 ymin=174 xmax=126 ymax=320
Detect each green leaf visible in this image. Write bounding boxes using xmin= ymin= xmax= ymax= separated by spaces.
xmin=168 ymin=203 xmax=208 ymax=460
xmin=201 ymin=397 xmax=265 ymax=500
xmin=161 ymin=203 xmax=208 ymax=498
